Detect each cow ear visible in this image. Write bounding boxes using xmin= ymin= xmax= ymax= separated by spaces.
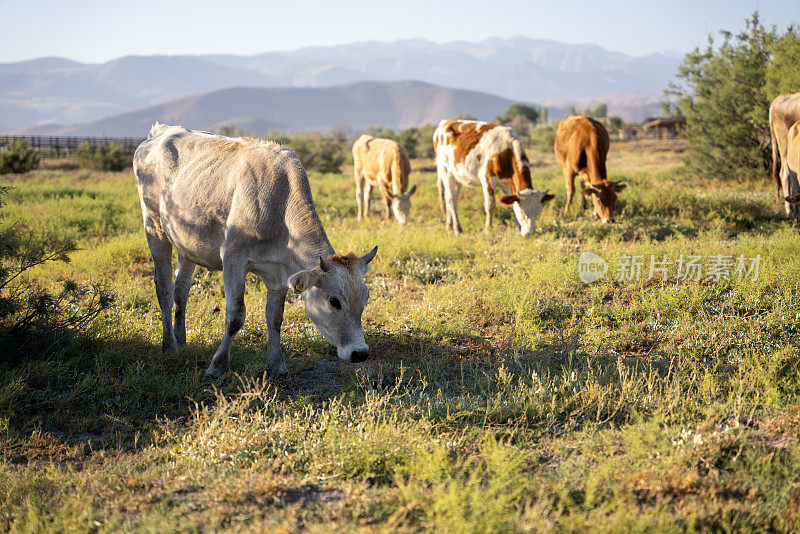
xmin=287 ymin=269 xmax=321 ymax=294
xmin=613 ymin=181 xmax=627 ymax=192
xmin=581 ymin=185 xmax=599 ymax=196
xmin=542 ymin=193 xmax=555 ymax=203
xmin=499 ymin=194 xmax=519 ymax=205
xmin=407 ymin=184 xmax=417 ymax=196
xmin=786 ymin=194 xmax=800 ymax=204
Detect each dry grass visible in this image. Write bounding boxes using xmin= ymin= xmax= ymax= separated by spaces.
xmin=1 ymin=138 xmax=800 ymax=532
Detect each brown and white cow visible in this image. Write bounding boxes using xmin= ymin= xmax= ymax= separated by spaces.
xmin=769 ymin=93 xmax=800 ymax=217
xmin=352 ymin=134 xmax=416 ymax=224
xmin=433 ymin=119 xmax=553 ymax=235
xmin=555 ymin=115 xmax=625 ymax=223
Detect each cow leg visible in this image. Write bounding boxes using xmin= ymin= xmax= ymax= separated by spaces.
xmin=264 ymin=287 xmax=289 ymax=375
xmin=363 ymin=183 xmax=373 ymax=218
xmin=381 ymin=183 xmax=392 ymax=220
xmin=204 ymin=256 xmax=247 ymax=380
xmin=785 ymin=166 xmax=800 ymax=219
xmin=443 ymin=179 xmax=463 ymax=234
xmin=146 ymin=232 xmax=178 ymax=353
xmin=173 ymin=254 xmax=196 ymax=348
xmin=355 ymin=174 xmax=365 ymax=221
xmin=482 ymin=184 xmax=495 ymax=229
xmin=562 ymin=168 xmax=576 ymax=215
xmin=579 ymin=178 xmax=588 ymax=210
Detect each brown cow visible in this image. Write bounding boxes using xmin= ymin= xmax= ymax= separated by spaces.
xmin=554 ymin=115 xmax=625 ymax=223
xmin=769 ymin=93 xmax=800 ymax=216
xmin=352 ymin=134 xmax=416 ymax=224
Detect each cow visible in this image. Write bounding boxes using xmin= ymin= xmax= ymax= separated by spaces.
xmin=352 ymin=134 xmax=416 ymax=224
xmin=554 ymin=115 xmax=625 ymax=223
xmin=769 ymin=93 xmax=800 ymax=217
xmin=432 ymin=119 xmax=553 ymax=236
xmin=133 ymin=123 xmax=377 ymax=380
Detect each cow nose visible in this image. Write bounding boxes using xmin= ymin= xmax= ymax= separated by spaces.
xmin=350 ymin=348 xmax=370 ymax=363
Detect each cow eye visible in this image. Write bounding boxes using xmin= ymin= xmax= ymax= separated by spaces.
xmin=329 ymin=297 xmax=342 ymax=310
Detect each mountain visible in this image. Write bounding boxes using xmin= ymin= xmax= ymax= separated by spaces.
xmin=1 ymin=37 xmax=681 ymax=132
xmin=22 ymin=81 xmax=517 ymax=136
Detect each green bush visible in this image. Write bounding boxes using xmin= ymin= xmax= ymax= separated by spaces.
xmin=0 ymin=140 xmax=40 ymax=174
xmin=668 ymin=12 xmax=800 ymax=180
xmin=0 ymin=187 xmax=112 ymax=357
xmin=76 ymin=141 xmax=128 ymax=171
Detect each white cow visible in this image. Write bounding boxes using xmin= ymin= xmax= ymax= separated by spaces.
xmin=133 ymin=123 xmax=377 ymax=379
xmin=433 ymin=119 xmax=553 ymax=235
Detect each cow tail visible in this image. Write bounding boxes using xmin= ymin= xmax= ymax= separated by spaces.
xmin=771 ymin=113 xmax=782 ymax=203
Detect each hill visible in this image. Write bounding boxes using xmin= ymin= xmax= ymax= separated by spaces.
xmin=23 ymin=81 xmax=517 ymax=136
xmin=1 ymin=36 xmax=680 ymax=132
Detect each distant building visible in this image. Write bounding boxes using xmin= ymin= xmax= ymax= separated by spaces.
xmin=641 ymin=116 xmax=686 ymax=138
xmin=618 ymin=128 xmax=638 ymax=141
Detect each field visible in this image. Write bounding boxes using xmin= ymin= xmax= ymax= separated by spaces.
xmin=3 ymin=138 xmax=800 ymax=532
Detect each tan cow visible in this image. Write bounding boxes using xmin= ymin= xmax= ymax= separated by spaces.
xmin=433 ymin=119 xmax=553 ymax=236
xmin=769 ymin=93 xmax=800 ymax=216
xmin=555 ymin=115 xmax=625 ymax=223
xmin=352 ymin=134 xmax=416 ymax=224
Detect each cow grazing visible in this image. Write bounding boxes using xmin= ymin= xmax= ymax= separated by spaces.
xmin=352 ymin=134 xmax=416 ymax=224
xmin=134 ymin=123 xmax=377 ymax=380
xmin=769 ymin=93 xmax=800 ymax=217
xmin=554 ymin=115 xmax=625 ymax=223
xmin=432 ymin=119 xmax=553 ymax=235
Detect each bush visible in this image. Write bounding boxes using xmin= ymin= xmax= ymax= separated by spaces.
xmin=76 ymin=141 xmax=128 ymax=171
xmin=668 ymin=12 xmax=800 ymax=180
xmin=0 ymin=140 xmax=40 ymax=174
xmin=270 ymin=130 xmax=348 ymax=173
xmin=0 ymin=187 xmax=112 ymax=357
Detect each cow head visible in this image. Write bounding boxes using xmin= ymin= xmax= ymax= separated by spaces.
xmin=786 ymin=194 xmax=800 ymax=204
xmin=387 ymin=185 xmax=417 ymax=224
xmin=582 ymin=180 xmax=626 ymax=223
xmin=288 ymin=246 xmax=377 ymax=362
xmin=499 ymin=189 xmax=555 ymax=236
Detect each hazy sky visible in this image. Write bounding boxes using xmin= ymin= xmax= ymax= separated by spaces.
xmin=1 ymin=0 xmax=798 ymax=63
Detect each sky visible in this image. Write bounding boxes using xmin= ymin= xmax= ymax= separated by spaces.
xmin=0 ymin=0 xmax=798 ymax=63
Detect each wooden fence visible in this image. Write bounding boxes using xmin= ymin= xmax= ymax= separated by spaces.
xmin=0 ymin=135 xmax=144 ymax=157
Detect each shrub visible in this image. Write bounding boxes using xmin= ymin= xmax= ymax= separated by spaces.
xmin=0 ymin=187 xmax=112 ymax=357
xmin=668 ymin=12 xmax=800 ymax=180
xmin=0 ymin=140 xmax=40 ymax=174
xmin=76 ymin=141 xmax=128 ymax=171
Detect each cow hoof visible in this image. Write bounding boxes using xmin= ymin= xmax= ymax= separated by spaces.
xmin=269 ymin=360 xmax=289 ymax=376
xmin=203 ymin=365 xmax=225 ymax=381
xmin=162 ymin=338 xmax=179 ymax=354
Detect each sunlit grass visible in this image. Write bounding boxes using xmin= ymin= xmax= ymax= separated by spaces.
xmin=2 ymin=138 xmax=800 ymax=531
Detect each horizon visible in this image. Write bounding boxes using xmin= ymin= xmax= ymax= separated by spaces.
xmin=1 ymin=0 xmax=798 ymax=63
xmin=2 ymin=35 xmax=685 ymax=66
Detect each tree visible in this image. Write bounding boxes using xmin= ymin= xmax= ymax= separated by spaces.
xmin=667 ymin=12 xmax=799 ymax=180
xmin=764 ymin=30 xmax=800 ymax=102
xmin=0 ymin=140 xmax=40 ymax=174
xmin=495 ymin=104 xmax=540 ymax=126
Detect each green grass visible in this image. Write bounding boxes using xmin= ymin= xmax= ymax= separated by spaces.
xmin=3 ymin=139 xmax=800 ymax=531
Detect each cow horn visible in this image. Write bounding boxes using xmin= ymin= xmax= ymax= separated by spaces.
xmin=360 ymin=246 xmax=378 ymax=266
xmin=318 ymin=256 xmax=330 ymax=272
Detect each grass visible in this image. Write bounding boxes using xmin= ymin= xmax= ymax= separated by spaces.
xmin=2 ymin=138 xmax=800 ymax=531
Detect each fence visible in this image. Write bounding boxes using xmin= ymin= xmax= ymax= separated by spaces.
xmin=0 ymin=135 xmax=145 ymax=157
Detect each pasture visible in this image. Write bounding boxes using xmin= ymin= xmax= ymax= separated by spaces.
xmin=3 ymin=138 xmax=800 ymax=531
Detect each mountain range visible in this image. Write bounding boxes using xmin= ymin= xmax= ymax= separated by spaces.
xmin=0 ymin=37 xmax=681 ymax=135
